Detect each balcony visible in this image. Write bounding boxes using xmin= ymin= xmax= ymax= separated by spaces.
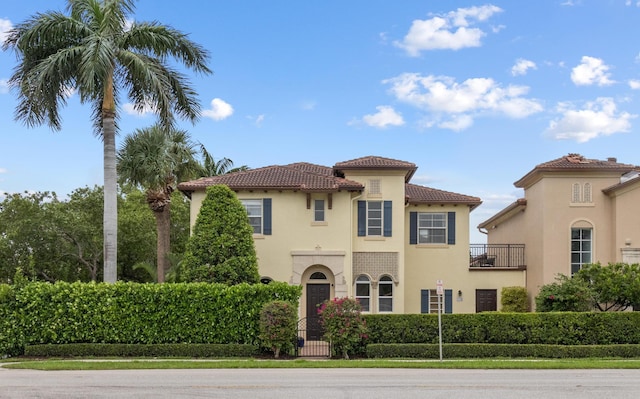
xmin=469 ymin=244 xmax=526 ymax=270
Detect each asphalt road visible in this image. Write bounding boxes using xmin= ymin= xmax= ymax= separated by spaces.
xmin=1 ymin=367 xmax=639 ymax=398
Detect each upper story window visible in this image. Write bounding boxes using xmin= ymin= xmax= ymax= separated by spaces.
xmin=571 ymin=227 xmax=592 ymax=275
xmin=378 ymin=275 xmax=393 ymax=312
xmin=314 ymin=199 xmax=325 ymax=222
xmin=357 ymin=200 xmax=392 ymax=237
xmin=571 ymin=182 xmax=592 ymax=204
xmin=409 ymin=211 xmax=456 ymax=245
xmin=367 ymin=201 xmax=383 ymax=236
xmin=240 ymin=198 xmax=272 ymax=235
xmin=418 ymin=213 xmax=446 ymax=244
xmin=355 ymin=275 xmax=371 ymax=312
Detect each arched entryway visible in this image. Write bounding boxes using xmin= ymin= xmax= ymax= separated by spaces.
xmin=301 ymin=266 xmax=334 ymax=340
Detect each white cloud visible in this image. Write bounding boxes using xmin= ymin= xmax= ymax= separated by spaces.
xmin=0 ymin=79 xmax=9 ymax=94
xmin=362 ymin=105 xmax=405 ymax=128
xmin=629 ymin=80 xmax=640 ymax=89
xmin=122 ymin=102 xmax=156 ymax=117
xmin=545 ymin=97 xmax=636 ymax=142
xmin=382 ymin=73 xmax=542 ymax=131
xmin=394 ymin=5 xmax=503 ymax=56
xmin=571 ymin=56 xmax=615 ymax=86
xmin=202 ymin=98 xmax=234 ymax=121
xmin=0 ymin=168 xmax=7 ymax=174
xmin=511 ymin=59 xmax=537 ymax=76
xmin=0 ymin=18 xmax=12 ymax=44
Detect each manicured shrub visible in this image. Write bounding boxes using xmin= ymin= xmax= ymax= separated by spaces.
xmin=259 ymin=300 xmax=298 ymax=358
xmin=24 ymin=343 xmax=258 ymax=358
xmin=535 ymin=274 xmax=592 ymax=312
xmin=318 ymin=297 xmax=367 ymax=359
xmin=181 ymin=185 xmax=259 ymax=285
xmin=501 ymin=286 xmax=528 ymax=312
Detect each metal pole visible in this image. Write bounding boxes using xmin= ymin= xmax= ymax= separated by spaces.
xmin=438 ymin=293 xmax=443 ymax=361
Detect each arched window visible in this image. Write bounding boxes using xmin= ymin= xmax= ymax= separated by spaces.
xmin=310 ymin=272 xmax=327 ymax=280
xmin=571 ymin=222 xmax=593 ymax=275
xmin=355 ymin=275 xmax=371 ymax=312
xmin=583 ymin=183 xmax=592 ymax=203
xmin=378 ymin=275 xmax=393 ymax=312
xmin=572 ymin=183 xmax=581 ymax=203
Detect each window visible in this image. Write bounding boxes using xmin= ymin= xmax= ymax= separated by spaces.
xmin=357 ymin=200 xmax=392 ymax=237
xmin=241 ymin=199 xmax=263 ymax=234
xmin=314 ymin=199 xmax=325 ymax=222
xmin=240 ymin=199 xmax=272 ymax=235
xmin=418 ymin=213 xmax=446 ymax=244
xmin=378 ymin=275 xmax=393 ymax=312
xmin=367 ymin=201 xmax=382 ymax=236
xmin=571 ymin=228 xmax=592 ymax=275
xmin=583 ymin=183 xmax=592 ymax=203
xmin=355 ymin=275 xmax=370 ymax=312
xmin=572 ymin=183 xmax=581 ymax=203
xmin=420 ymin=289 xmax=452 ymax=314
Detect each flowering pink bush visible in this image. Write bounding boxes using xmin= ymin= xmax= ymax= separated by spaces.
xmin=318 ymin=297 xmax=367 ymax=359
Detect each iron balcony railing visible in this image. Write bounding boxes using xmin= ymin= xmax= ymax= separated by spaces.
xmin=469 ymin=244 xmax=526 ymax=269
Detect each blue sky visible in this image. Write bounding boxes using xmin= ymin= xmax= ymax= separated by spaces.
xmin=1 ymin=0 xmax=640 ymax=243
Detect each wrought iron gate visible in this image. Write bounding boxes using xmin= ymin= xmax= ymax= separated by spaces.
xmin=295 ymin=317 xmax=330 ymax=357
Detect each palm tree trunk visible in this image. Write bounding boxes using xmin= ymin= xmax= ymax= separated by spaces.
xmin=155 ymin=204 xmax=171 ymax=283
xmin=102 ymin=73 xmax=118 ymax=283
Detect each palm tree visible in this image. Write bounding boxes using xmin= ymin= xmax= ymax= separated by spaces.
xmin=3 ymin=0 xmax=211 ymax=282
xmin=117 ymin=124 xmax=200 ymax=283
xmin=198 ymin=144 xmax=249 ymax=176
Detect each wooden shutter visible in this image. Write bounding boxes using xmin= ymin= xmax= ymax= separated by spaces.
xmin=383 ymin=201 xmax=392 ymax=237
xmin=447 ymin=212 xmax=456 ymax=245
xmin=409 ymin=212 xmax=417 ymax=244
xmin=357 ymin=201 xmax=366 ymax=236
xmin=263 ymin=198 xmax=272 ymax=235
xmin=445 ymin=289 xmax=452 ymax=314
xmin=420 ymin=289 xmax=430 ymax=313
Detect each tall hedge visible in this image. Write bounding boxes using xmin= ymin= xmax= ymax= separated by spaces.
xmin=0 ymin=281 xmax=301 ymax=356
xmin=181 ymin=185 xmax=260 ymax=285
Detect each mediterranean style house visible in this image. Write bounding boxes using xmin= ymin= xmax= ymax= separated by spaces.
xmin=178 ymin=156 xmax=526 ymax=321
xmin=478 ymin=153 xmax=640 ymax=309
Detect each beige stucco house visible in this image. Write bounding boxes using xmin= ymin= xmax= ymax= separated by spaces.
xmin=179 ymin=156 xmax=526 ymax=324
xmin=478 ymin=153 xmax=640 ymax=309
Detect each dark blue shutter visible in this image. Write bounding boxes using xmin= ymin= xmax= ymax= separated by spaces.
xmin=409 ymin=212 xmax=417 ymax=244
xmin=445 ymin=289 xmax=452 ymax=314
xmin=420 ymin=289 xmax=429 ymax=313
xmin=263 ymin=198 xmax=272 ymax=235
xmin=447 ymin=212 xmax=456 ymax=245
xmin=383 ymin=201 xmax=392 ymax=237
xmin=357 ymin=201 xmax=366 ymax=236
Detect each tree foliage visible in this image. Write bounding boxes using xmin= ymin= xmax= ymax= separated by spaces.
xmin=3 ymin=0 xmax=211 ymax=282
xmin=535 ymin=274 xmax=594 ymax=312
xmin=500 ymin=286 xmax=528 ymax=312
xmin=318 ymin=297 xmax=368 ymax=359
xmin=259 ymin=300 xmax=298 ymax=358
xmin=575 ymin=262 xmax=640 ymax=311
xmin=181 ymin=185 xmax=259 ymax=285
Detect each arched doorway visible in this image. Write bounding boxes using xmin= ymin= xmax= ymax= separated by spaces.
xmin=302 ymin=266 xmax=334 ymax=340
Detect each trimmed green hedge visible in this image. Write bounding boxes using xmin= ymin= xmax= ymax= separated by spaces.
xmin=366 ymin=343 xmax=640 ymax=359
xmin=24 ymin=343 xmax=258 ymax=358
xmin=1 ymin=281 xmax=301 ymax=356
xmin=364 ymin=312 xmax=640 ymax=345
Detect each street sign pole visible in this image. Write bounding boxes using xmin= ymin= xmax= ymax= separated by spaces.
xmin=436 ymin=280 xmax=443 ymax=362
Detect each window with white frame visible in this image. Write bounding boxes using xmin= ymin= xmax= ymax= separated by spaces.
xmin=418 ymin=213 xmax=446 ymax=244
xmin=355 ymin=275 xmax=371 ymax=312
xmin=314 ymin=199 xmax=325 ymax=222
xmin=571 ymin=227 xmax=592 ymax=275
xmin=367 ymin=201 xmax=383 ymax=236
xmin=378 ymin=275 xmax=393 ymax=312
xmin=241 ymin=199 xmax=262 ymax=234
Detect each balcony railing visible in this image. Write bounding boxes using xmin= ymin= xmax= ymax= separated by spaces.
xmin=469 ymin=244 xmax=526 ymax=269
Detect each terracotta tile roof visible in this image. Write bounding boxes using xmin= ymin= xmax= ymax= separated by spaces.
xmin=515 ymin=153 xmax=639 ymax=188
xmin=334 ymin=156 xmax=417 ymax=182
xmin=405 ymin=183 xmax=482 ymax=210
xmin=178 ymin=163 xmax=363 ymax=193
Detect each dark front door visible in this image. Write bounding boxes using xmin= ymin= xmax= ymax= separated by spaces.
xmin=476 ymin=289 xmax=497 ymax=312
xmin=306 ymin=283 xmax=330 ymax=340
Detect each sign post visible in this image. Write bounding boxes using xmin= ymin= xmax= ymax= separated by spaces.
xmin=436 ymin=279 xmax=443 ymax=362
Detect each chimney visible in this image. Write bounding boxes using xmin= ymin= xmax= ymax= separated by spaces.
xmin=607 ymin=157 xmax=617 ymax=163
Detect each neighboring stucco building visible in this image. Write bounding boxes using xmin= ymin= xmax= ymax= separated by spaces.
xmin=478 ymin=153 xmax=640 ymax=309
xmin=179 ymin=156 xmax=525 ymax=321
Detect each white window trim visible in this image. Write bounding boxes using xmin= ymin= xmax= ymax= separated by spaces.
xmin=417 ymin=212 xmax=447 ymax=245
